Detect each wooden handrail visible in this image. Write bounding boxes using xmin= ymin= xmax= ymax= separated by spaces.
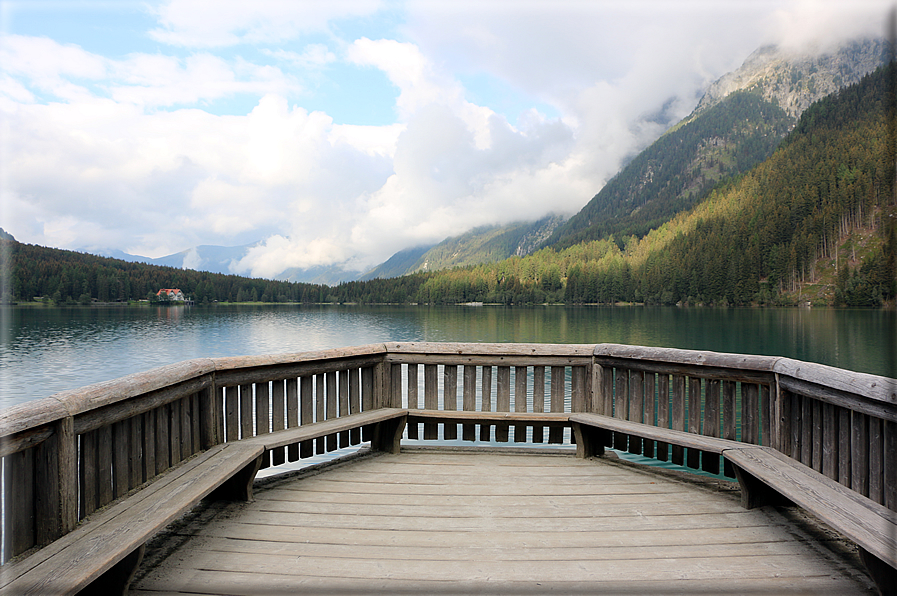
xmin=1 ymin=342 xmax=894 ymax=564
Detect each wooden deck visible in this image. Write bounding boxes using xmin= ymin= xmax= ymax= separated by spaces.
xmin=132 ymin=448 xmax=876 ymax=595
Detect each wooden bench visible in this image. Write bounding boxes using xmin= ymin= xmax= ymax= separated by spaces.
xmin=0 ymin=442 xmax=266 ymax=596
xmin=1 ymin=408 xmax=409 ymax=596
xmin=569 ymin=412 xmax=897 ymax=594
xmin=725 ymin=445 xmax=897 ymax=594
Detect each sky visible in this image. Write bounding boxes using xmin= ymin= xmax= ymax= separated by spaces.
xmin=0 ymin=0 xmax=893 ymax=278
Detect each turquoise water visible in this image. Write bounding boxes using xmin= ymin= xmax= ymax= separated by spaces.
xmin=1 ymin=304 xmax=893 ymax=410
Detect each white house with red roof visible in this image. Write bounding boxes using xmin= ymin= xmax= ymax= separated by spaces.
xmin=156 ymin=288 xmax=185 ymax=301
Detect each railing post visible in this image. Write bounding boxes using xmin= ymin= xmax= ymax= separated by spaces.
xmin=199 ymin=378 xmax=221 ymax=450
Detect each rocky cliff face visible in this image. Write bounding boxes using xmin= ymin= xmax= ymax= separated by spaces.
xmin=692 ymin=38 xmax=886 ymax=120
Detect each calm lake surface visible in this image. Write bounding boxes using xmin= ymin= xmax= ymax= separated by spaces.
xmin=1 ymin=304 xmax=893 ymax=410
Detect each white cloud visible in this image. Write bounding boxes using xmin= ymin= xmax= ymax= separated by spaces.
xmin=3 ymin=1 xmax=893 ymax=280
xmin=149 ymin=0 xmax=382 ymax=47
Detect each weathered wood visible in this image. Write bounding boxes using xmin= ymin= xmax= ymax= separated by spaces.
xmin=885 ymin=421 xmax=897 ymax=511
xmin=868 ymin=416 xmax=883 ymax=505
xmin=315 ymin=374 xmax=326 ymax=453
xmin=198 ymin=385 xmax=218 ymax=450
xmin=822 ymin=403 xmax=838 ymax=481
xmin=443 ymin=365 xmax=458 ymax=441
xmin=811 ymin=398 xmax=823 ymax=473
xmin=385 ymin=341 xmax=594 ymax=359
xmin=778 ymin=374 xmax=897 ymax=423
xmin=593 ymin=356 xmax=775 ymax=385
xmin=628 ymin=370 xmax=643 ymax=455
xmin=571 ymin=421 xmax=605 ymax=458
xmin=0 ymin=426 xmax=53 ymax=459
xmin=361 ymin=367 xmax=374 ymax=442
xmin=686 ymin=377 xmax=701 ymax=470
xmin=839 ymin=405 xmax=851 ymax=489
xmin=851 ymin=410 xmax=869 ymax=497
xmin=613 ymin=368 xmax=628 ymax=451
xmin=225 ymin=386 xmax=238 ymax=443
xmin=285 ymin=377 xmax=300 ymax=461
xmin=514 ymin=366 xmax=527 ymax=442
xmin=549 ymin=366 xmax=564 ymax=444
xmin=169 ymin=398 xmax=182 ymax=466
xmin=385 ymin=353 xmax=591 ymax=367
xmin=34 ymin=430 xmax=59 ymax=548
xmin=130 ymin=415 xmax=143 ymax=489
xmin=349 ymin=368 xmax=362 ymax=445
xmin=4 ymin=448 xmax=35 ymax=560
xmin=775 ymin=382 xmax=791 ymax=458
xmin=761 ymin=384 xmax=771 ymax=447
xmin=800 ymin=391 xmax=812 ymax=466
xmin=154 ymin=404 xmax=169 ymax=476
xmin=478 ymin=367 xmax=493 ymax=442
xmin=326 ymin=372 xmax=338 ymax=452
xmin=496 ymin=366 xmax=511 ymax=442
xmin=702 ymin=379 xmax=720 ymax=475
xmin=790 ymin=392 xmax=802 ymax=461
xmin=83 ymin=542 xmax=145 ymax=596
xmin=601 ymin=364 xmax=614 ymax=418
xmin=671 ymin=374 xmax=685 ymax=465
xmin=532 ymin=366 xmax=545 ymax=444
xmin=81 ymin=429 xmax=98 ymax=518
xmin=424 ymin=364 xmax=438 ymax=440
xmin=656 ymin=374 xmax=669 ymax=460
xmin=98 ymin=424 xmax=114 ymax=508
xmin=142 ymin=410 xmax=155 ymax=486
xmin=389 ymin=363 xmax=402 ymax=409
xmin=593 ymin=363 xmax=608 ymax=416
xmin=339 ymin=369 xmax=351 ymax=448
xmin=773 ymin=357 xmax=897 ymax=407
xmin=213 ymin=354 xmax=386 ymax=388
xmin=241 ymin=410 xmax=409 ymax=452
xmin=112 ymin=419 xmax=129 ymax=499
xmin=181 ymin=395 xmax=193 ymax=460
xmin=407 ymin=411 xmax=570 ymax=426
xmin=298 ymin=376 xmax=312 ymax=459
xmin=270 ymin=380 xmax=286 ymax=466
xmin=407 ymin=364 xmax=419 ymax=439
xmin=643 ymin=373 xmax=655 ymax=458
xmin=743 ymin=383 xmax=760 ymax=446
xmin=240 ymin=383 xmax=254 ymax=439
xmin=3 ymin=441 xmax=265 ymax=596
xmin=723 ymin=445 xmax=897 ymax=580
xmin=462 ymin=365 xmax=476 ymax=441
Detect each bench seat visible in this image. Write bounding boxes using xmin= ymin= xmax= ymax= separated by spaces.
xmin=1 ymin=442 xmax=265 ymax=596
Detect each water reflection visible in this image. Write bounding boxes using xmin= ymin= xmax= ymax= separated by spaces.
xmin=1 ymin=304 xmax=893 ymax=409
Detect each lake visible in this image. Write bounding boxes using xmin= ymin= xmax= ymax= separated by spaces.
xmin=1 ymin=304 xmax=893 ymax=410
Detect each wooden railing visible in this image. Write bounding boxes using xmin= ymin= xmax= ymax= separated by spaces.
xmin=1 ymin=342 xmax=894 ymax=565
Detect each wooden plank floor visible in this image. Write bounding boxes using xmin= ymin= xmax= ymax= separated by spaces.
xmin=133 ymin=448 xmax=876 ymax=595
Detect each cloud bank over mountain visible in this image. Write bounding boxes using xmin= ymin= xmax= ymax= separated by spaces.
xmin=1 ymin=0 xmax=892 ymax=278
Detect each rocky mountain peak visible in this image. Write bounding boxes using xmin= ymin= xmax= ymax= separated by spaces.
xmin=692 ymin=38 xmax=886 ymax=120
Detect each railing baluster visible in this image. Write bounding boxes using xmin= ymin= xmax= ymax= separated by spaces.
xmin=225 ymin=386 xmax=238 ymax=443
xmin=613 ymin=369 xmax=628 ymax=451
xmin=548 ymin=366 xmax=563 ymax=444
xmin=670 ymin=375 xmax=685 ymax=466
xmin=270 ymin=380 xmax=285 ymax=465
xmin=112 ymin=419 xmax=129 ymax=499
xmin=514 ymin=366 xmax=527 ymax=443
xmin=496 ymin=366 xmax=511 ymax=443
xmin=643 ymin=372 xmax=655 ymax=458
xmin=656 ymin=374 xmax=670 ymax=461
xmin=629 ymin=370 xmax=644 ymax=455
xmin=315 ymin=374 xmax=326 ymax=453
xmin=407 ymin=364 xmax=419 ymax=439
xmin=80 ymin=430 xmax=98 ymax=518
xmin=851 ymin=411 xmax=869 ymax=497
xmin=339 ymin=369 xmax=350 ymax=448
xmin=424 ymin=364 xmax=438 ymax=440
xmin=462 ymin=365 xmax=476 ymax=441
xmin=169 ymin=398 xmax=181 ymax=465
xmin=444 ymin=365 xmax=458 ymax=441
xmin=702 ymin=380 xmax=720 ymax=474
xmin=686 ymin=377 xmax=701 ymax=469
xmin=326 ymin=371 xmax=338 ymax=452
xmin=532 ymin=366 xmax=545 ymax=444
xmin=361 ymin=367 xmax=374 ymax=442
xmin=868 ymin=416 xmax=883 ymax=504
xmin=298 ymin=376 xmax=312 ymax=458
xmin=255 ymin=383 xmax=270 ymax=469
xmin=480 ymin=366 xmax=492 ymax=441
xmin=350 ymin=368 xmax=362 ymax=444
xmin=4 ymin=449 xmax=35 ymax=559
xmin=288 ymin=377 xmax=301 ymax=460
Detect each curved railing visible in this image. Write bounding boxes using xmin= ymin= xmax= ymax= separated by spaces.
xmin=1 ymin=342 xmax=894 ymax=563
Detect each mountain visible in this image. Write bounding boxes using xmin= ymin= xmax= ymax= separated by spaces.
xmin=275 ymin=264 xmax=364 ymax=286
xmin=358 ymin=245 xmax=434 ymax=281
xmin=547 ymin=38 xmax=887 ymax=250
xmin=406 ymin=215 xmax=566 ymax=274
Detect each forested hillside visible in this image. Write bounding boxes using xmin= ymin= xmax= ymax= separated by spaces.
xmin=2 ymin=241 xmax=331 ymax=304
xmin=548 ymin=91 xmax=794 ymax=249
xmin=331 ymin=63 xmax=895 ymax=307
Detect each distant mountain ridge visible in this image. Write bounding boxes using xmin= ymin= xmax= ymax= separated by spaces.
xmin=546 ymin=38 xmax=888 ymax=250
